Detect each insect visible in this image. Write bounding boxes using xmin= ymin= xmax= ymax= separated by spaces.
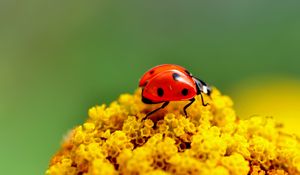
xmin=139 ymin=64 xmax=211 ymax=119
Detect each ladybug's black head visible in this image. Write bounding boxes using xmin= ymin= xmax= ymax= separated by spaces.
xmin=193 ymin=77 xmax=212 ymax=96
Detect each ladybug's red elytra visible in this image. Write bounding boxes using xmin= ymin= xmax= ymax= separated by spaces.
xmin=139 ymin=64 xmax=211 ymax=119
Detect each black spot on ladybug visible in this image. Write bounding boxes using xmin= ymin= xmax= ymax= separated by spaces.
xmin=172 ymin=73 xmax=180 ymax=81
xmin=157 ymin=88 xmax=164 ymax=97
xmin=181 ymin=88 xmax=188 ymax=96
xmin=184 ymin=70 xmax=192 ymax=76
xmin=149 ymin=70 xmax=154 ymax=74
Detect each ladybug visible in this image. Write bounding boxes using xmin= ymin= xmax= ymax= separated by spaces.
xmin=139 ymin=64 xmax=211 ymax=119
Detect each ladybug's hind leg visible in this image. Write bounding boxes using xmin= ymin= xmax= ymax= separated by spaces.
xmin=183 ymin=98 xmax=195 ymax=117
xmin=143 ymin=101 xmax=169 ymax=121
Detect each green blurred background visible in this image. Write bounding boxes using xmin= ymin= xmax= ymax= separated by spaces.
xmin=1 ymin=1 xmax=300 ymax=174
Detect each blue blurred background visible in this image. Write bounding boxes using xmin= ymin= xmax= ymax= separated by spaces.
xmin=1 ymin=1 xmax=300 ymax=174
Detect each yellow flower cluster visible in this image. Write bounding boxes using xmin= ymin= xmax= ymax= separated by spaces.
xmin=46 ymin=88 xmax=300 ymax=175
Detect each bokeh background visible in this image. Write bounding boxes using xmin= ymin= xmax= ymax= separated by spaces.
xmin=1 ymin=1 xmax=300 ymax=174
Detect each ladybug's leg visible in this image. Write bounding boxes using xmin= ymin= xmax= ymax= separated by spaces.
xmin=183 ymin=98 xmax=195 ymax=117
xmin=143 ymin=101 xmax=169 ymax=120
xmin=200 ymin=92 xmax=208 ymax=106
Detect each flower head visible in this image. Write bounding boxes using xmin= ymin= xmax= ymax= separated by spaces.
xmin=46 ymin=88 xmax=300 ymax=175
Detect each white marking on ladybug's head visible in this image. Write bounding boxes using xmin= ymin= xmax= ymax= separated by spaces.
xmin=202 ymin=85 xmax=208 ymax=94
xmin=192 ymin=76 xmax=212 ymax=96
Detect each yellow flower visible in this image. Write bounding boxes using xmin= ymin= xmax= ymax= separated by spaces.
xmin=46 ymin=88 xmax=300 ymax=175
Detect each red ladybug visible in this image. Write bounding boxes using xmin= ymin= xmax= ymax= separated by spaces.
xmin=139 ymin=64 xmax=211 ymax=119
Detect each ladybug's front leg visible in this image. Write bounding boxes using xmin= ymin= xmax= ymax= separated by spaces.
xmin=183 ymin=93 xmax=209 ymax=117
xmin=183 ymin=98 xmax=195 ymax=117
xmin=199 ymin=93 xmax=208 ymax=107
